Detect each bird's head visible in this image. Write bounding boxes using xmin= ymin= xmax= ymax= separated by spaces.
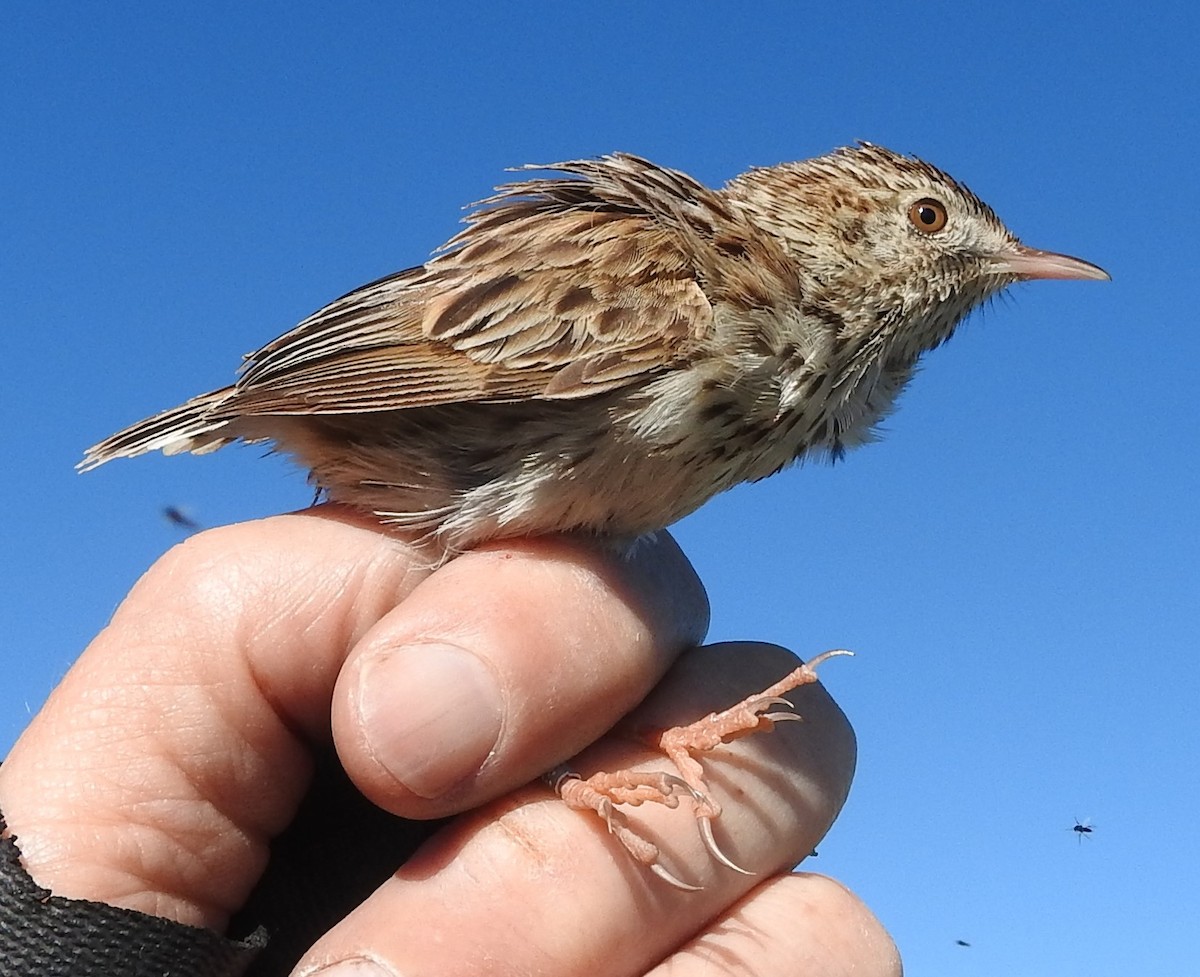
xmin=725 ymin=143 xmax=1109 ymax=360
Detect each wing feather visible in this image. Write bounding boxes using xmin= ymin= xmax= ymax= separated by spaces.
xmin=83 ymin=153 xmax=804 ymax=469
xmin=217 ymin=156 xmax=735 ymax=418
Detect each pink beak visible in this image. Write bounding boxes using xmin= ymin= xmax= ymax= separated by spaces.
xmin=988 ymin=245 xmax=1111 ymax=282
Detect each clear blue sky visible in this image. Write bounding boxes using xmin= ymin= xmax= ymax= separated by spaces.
xmin=3 ymin=3 xmax=1197 ymax=974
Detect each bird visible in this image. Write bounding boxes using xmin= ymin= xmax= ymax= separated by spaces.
xmin=80 ymin=143 xmax=1109 ymax=886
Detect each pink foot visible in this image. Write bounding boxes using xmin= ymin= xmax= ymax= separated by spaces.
xmin=550 ymin=649 xmax=852 ymax=889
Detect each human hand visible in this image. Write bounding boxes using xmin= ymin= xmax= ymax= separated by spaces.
xmin=0 ymin=508 xmax=898 ymax=975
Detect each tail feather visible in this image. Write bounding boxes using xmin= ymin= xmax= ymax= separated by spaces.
xmin=78 ymin=387 xmax=240 ymax=472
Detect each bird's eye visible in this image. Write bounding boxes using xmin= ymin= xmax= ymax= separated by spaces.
xmin=908 ymin=198 xmax=948 ymax=233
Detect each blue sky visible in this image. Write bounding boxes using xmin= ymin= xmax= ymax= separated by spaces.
xmin=3 ymin=3 xmax=1197 ymax=974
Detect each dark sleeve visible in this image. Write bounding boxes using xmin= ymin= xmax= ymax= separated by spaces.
xmin=1 ymin=751 xmax=444 ymax=977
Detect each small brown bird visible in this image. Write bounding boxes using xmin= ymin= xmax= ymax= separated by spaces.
xmin=81 ymin=144 xmax=1108 ymax=884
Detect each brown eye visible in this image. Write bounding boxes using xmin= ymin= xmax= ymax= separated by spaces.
xmin=908 ymin=198 xmax=948 ymax=233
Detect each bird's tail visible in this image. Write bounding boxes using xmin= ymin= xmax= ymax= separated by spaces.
xmin=78 ymin=387 xmax=240 ymax=471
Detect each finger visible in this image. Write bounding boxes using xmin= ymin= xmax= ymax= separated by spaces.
xmin=292 ymin=642 xmax=857 ymax=977
xmin=0 ymin=509 xmax=424 ymax=929
xmin=331 ymin=532 xmax=710 ymax=817
xmin=0 ymin=511 xmax=707 ymax=933
xmin=649 ymin=873 xmax=901 ymax=977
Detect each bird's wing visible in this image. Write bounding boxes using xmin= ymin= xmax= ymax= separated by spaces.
xmin=219 ymin=154 xmax=770 ymax=417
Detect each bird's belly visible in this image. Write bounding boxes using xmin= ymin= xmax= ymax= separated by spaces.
xmin=293 ymin=364 xmax=901 ymax=553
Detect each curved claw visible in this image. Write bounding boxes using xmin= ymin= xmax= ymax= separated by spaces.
xmin=650 ymin=862 xmax=703 ymax=892
xmin=544 ymin=764 xmax=579 ymax=792
xmin=750 ymin=695 xmax=796 ymax=712
xmin=807 ymin=648 xmax=855 ymax=670
xmin=761 ymin=711 xmax=804 ymax=723
xmin=660 ymin=772 xmax=708 ymax=804
xmin=698 ymin=815 xmax=755 ymax=876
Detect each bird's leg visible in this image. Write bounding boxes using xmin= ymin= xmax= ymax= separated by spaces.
xmin=654 ymin=648 xmax=853 ymax=870
xmin=549 ymin=648 xmax=852 ymax=889
xmin=547 ymin=766 xmax=704 ymax=890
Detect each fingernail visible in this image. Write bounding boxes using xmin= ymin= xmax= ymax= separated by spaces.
xmin=356 ymin=643 xmax=503 ymax=798
xmin=303 ymin=958 xmax=395 ymax=977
